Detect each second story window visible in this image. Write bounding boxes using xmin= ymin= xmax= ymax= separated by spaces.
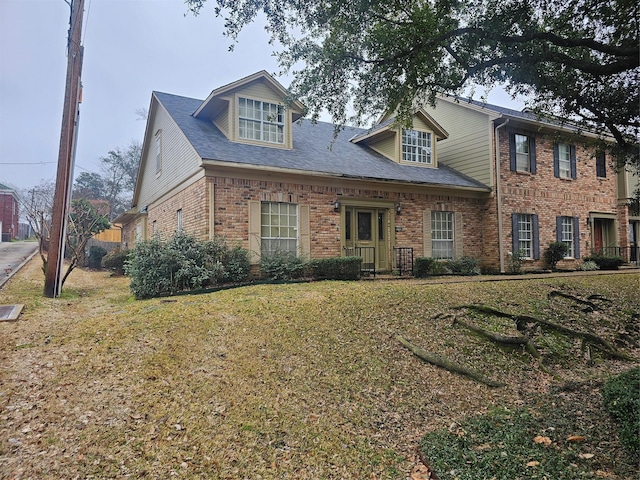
xmin=596 ymin=151 xmax=606 ymax=178
xmin=554 ymin=143 xmax=577 ymax=179
xmin=509 ymin=132 xmax=537 ymax=174
xmin=238 ymin=97 xmax=284 ymax=144
xmin=155 ymin=130 xmax=162 ymax=174
xmin=402 ymin=129 xmax=432 ymax=164
xmin=558 ymin=144 xmax=571 ymax=178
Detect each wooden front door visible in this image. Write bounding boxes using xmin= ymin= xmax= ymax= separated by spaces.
xmin=345 ymin=207 xmax=389 ymax=271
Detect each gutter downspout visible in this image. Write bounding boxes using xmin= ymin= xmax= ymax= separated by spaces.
xmin=495 ymin=119 xmax=509 ymax=273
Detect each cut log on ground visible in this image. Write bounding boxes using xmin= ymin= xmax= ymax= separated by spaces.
xmin=397 ymin=334 xmax=505 ymax=388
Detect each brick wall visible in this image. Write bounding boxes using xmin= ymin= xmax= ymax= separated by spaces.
xmin=0 ymin=193 xmax=19 ymax=241
xmin=498 ymin=127 xmax=621 ymax=269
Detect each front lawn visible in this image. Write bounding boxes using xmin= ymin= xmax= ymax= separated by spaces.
xmin=1 ymin=261 xmax=638 ymax=478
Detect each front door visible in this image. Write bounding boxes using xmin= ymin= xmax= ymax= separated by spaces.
xmin=345 ymin=207 xmax=389 ymax=271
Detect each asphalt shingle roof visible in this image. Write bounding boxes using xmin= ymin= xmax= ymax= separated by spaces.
xmin=155 ymin=91 xmax=490 ymax=191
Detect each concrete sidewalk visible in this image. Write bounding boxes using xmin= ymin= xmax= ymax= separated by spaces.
xmin=0 ymin=241 xmax=39 ymax=289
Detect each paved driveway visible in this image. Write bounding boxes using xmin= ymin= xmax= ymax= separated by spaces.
xmin=0 ymin=242 xmax=39 ymax=288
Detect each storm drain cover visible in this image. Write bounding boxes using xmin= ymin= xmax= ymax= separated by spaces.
xmin=0 ymin=305 xmax=23 ymax=321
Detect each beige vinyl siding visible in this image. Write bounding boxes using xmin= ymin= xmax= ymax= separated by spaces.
xmin=422 ymin=99 xmax=494 ymax=187
xmin=137 ymin=102 xmax=202 ymax=208
xmin=370 ymin=135 xmax=396 ymax=161
xmin=213 ymin=109 xmax=229 ymax=137
xmin=412 ymin=116 xmax=431 ymax=131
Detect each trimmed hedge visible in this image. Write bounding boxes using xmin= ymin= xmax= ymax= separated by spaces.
xmin=413 ymin=257 xmax=438 ymax=278
xmin=602 ymin=367 xmax=640 ymax=458
xmin=308 ymin=256 xmax=361 ymax=280
xmin=583 ymin=254 xmax=624 ymax=270
xmin=88 ymin=246 xmax=107 ymax=269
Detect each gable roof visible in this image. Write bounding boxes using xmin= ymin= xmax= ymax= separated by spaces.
xmin=193 ymin=70 xmax=305 ymax=121
xmin=154 ymin=91 xmax=490 ymax=192
xmin=350 ymin=108 xmax=448 ymax=145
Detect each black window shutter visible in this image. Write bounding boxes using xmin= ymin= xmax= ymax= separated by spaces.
xmin=530 ymin=136 xmax=537 ymax=174
xmin=556 ymin=216 xmax=563 ymax=243
xmin=509 ymin=133 xmax=516 ymax=171
xmin=574 ymin=217 xmax=581 ymax=258
xmin=512 ymin=213 xmax=519 ymax=253
xmin=553 ymin=144 xmax=560 ymax=178
xmin=532 ymin=214 xmax=540 ymax=260
xmin=570 ymin=145 xmax=577 ymax=179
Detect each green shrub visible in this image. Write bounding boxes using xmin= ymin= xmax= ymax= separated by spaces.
xmin=308 ymin=256 xmax=361 ymax=280
xmin=544 ymin=241 xmax=569 ymax=270
xmin=413 ymin=257 xmax=437 ymax=278
xmin=260 ymin=250 xmax=306 ymax=281
xmin=578 ymin=260 xmax=600 ymax=271
xmin=602 ymin=367 xmax=640 ymax=458
xmin=88 ymin=246 xmax=108 ymax=269
xmin=583 ymin=254 xmax=624 ymax=270
xmin=446 ymin=256 xmax=481 ymax=275
xmin=125 ymin=233 xmax=250 ymax=299
xmin=507 ymin=249 xmax=525 ymax=274
xmin=101 ymin=247 xmax=129 ymax=275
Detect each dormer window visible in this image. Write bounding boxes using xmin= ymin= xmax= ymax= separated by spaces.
xmin=238 ymin=97 xmax=284 ymax=144
xmin=402 ymin=129 xmax=432 ymax=164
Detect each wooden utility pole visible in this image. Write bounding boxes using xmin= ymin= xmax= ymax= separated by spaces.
xmin=44 ymin=0 xmax=84 ymax=297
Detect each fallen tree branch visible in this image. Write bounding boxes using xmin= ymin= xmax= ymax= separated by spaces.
xmin=453 ymin=305 xmax=632 ymax=361
xmin=548 ymin=290 xmax=599 ymax=311
xmin=452 ymin=316 xmax=555 ymax=375
xmin=397 ymin=335 xmax=505 ymax=388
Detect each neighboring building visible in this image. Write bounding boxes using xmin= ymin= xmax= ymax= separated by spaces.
xmin=0 ymin=183 xmax=19 ymax=242
xmin=115 ymin=71 xmax=637 ymax=272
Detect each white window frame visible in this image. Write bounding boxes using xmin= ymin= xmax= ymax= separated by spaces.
xmin=517 ymin=214 xmax=533 ymax=259
xmin=402 ymin=129 xmax=432 ymax=164
xmin=561 ymin=216 xmax=574 ymax=258
xmin=431 ymin=211 xmax=454 ymax=259
xmin=558 ymin=143 xmax=571 ymax=179
xmin=238 ymin=97 xmax=285 ymax=144
xmin=515 ymin=134 xmax=530 ymax=172
xmin=260 ymin=202 xmax=298 ymax=256
xmin=154 ymin=130 xmax=162 ymax=174
xmin=177 ymin=209 xmax=183 ymax=233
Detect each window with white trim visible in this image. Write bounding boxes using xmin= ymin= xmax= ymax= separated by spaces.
xmin=238 ymin=97 xmax=284 ymax=144
xmin=177 ymin=209 xmax=183 ymax=233
xmin=155 ymin=130 xmax=162 ymax=174
xmin=558 ymin=143 xmax=571 ymax=179
xmin=261 ymin=202 xmax=298 ymax=256
xmin=402 ymin=129 xmax=432 ymax=164
xmin=560 ymin=216 xmax=574 ymax=258
xmin=517 ymin=214 xmax=533 ymax=259
xmin=515 ymin=134 xmax=531 ymax=172
xmin=431 ymin=211 xmax=454 ymax=259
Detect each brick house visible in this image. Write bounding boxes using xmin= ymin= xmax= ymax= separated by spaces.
xmin=115 ymin=71 xmax=638 ymax=272
xmin=0 ymin=183 xmax=19 ymax=242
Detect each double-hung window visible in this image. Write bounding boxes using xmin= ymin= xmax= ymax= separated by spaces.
xmin=261 ymin=202 xmax=298 ymax=256
xmin=509 ymin=132 xmax=536 ymax=173
xmin=512 ymin=213 xmax=539 ymax=260
xmin=177 ymin=209 xmax=183 ymax=233
xmin=431 ymin=211 xmax=454 ymax=259
xmin=558 ymin=144 xmax=571 ymax=179
xmin=402 ymin=129 xmax=432 ymax=164
xmin=554 ymin=143 xmax=577 ymax=179
xmin=238 ymin=97 xmax=284 ymax=144
xmin=556 ymin=216 xmax=580 ymax=258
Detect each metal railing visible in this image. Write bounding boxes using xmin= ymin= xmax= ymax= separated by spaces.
xmin=594 ymin=246 xmax=640 ymax=266
xmin=393 ymin=247 xmax=414 ymax=276
xmin=344 ymin=246 xmax=376 ymax=276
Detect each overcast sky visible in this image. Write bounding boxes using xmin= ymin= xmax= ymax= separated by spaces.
xmin=0 ymin=0 xmax=524 ymax=193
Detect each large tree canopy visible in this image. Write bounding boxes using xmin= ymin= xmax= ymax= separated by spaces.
xmin=187 ymin=0 xmax=638 ymax=167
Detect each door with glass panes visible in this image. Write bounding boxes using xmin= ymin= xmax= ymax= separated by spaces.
xmin=344 ymin=207 xmax=388 ymax=271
